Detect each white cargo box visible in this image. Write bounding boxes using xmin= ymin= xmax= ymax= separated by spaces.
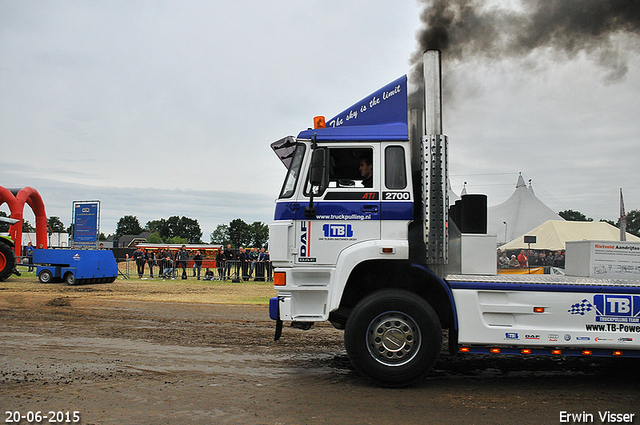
xmin=565 ymin=240 xmax=640 ymax=280
xmin=460 ymin=233 xmax=497 ymax=275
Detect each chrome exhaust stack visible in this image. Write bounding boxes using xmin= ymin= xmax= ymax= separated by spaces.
xmin=422 ymin=50 xmax=448 ymax=267
xmin=424 ymin=50 xmax=443 ymax=135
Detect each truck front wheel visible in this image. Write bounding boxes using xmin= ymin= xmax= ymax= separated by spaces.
xmin=344 ymin=289 xmax=442 ymax=387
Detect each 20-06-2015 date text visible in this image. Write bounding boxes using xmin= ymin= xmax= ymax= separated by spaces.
xmin=5 ymin=411 xmax=81 ymax=424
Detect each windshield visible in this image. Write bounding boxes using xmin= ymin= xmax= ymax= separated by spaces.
xmin=279 ymin=143 xmax=306 ymax=198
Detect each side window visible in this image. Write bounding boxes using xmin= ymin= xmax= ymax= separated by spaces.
xmin=385 ymin=146 xmax=406 ymax=189
xmin=304 ymin=147 xmax=374 ymax=195
xmin=279 ymin=144 xmax=306 ymax=198
xmin=327 ymin=148 xmax=373 ymax=189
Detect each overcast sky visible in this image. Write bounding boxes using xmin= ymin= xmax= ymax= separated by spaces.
xmin=2 ymin=0 xmax=639 ymax=239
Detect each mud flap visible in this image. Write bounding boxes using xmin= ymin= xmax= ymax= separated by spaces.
xmin=270 ymin=296 xmax=283 ymax=341
xmin=274 ymin=318 xmax=283 ymax=341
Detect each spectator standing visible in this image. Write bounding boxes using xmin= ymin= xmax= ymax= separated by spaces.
xmin=517 ymin=250 xmax=528 ymax=269
xmin=539 ymin=252 xmax=548 ymax=267
xmin=216 ymin=248 xmax=225 ymax=280
xmin=25 ymin=242 xmax=34 ymax=272
xmin=498 ymin=251 xmax=509 ymax=269
xmin=246 ymin=248 xmax=255 ymax=280
xmin=508 ymin=255 xmax=519 ymax=268
xmin=224 ymin=244 xmax=235 ymax=281
xmin=248 ymin=248 xmax=258 ymax=278
xmin=157 ymin=249 xmax=166 ymax=277
xmin=265 ymin=250 xmax=272 ymax=281
xmin=255 ymin=248 xmax=266 ymax=281
xmin=530 ymin=252 xmax=542 ymax=267
xmin=177 ymin=245 xmax=190 ymax=280
xmin=146 ymin=249 xmax=155 ymax=278
xmin=239 ymin=247 xmax=249 ymax=281
xmin=193 ymin=250 xmax=203 ymax=280
xmin=133 ymin=246 xmax=146 ymax=278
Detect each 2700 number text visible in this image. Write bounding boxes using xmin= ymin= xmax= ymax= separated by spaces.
xmin=383 ymin=191 xmax=410 ymax=200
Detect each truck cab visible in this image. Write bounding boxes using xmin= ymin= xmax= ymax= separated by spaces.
xmin=270 ymin=132 xmax=422 ymax=317
xmin=269 ymin=75 xmax=436 ymax=320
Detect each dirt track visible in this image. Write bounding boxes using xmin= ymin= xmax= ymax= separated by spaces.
xmin=1 ymin=278 xmax=639 ymax=425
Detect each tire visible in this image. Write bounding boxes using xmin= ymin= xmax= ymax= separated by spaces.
xmin=39 ymin=269 xmax=54 ymax=284
xmin=344 ymin=289 xmax=442 ymax=388
xmin=65 ymin=272 xmax=76 ymax=285
xmin=0 ymin=241 xmax=17 ymax=282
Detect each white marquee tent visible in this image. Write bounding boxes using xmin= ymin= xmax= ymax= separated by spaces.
xmin=498 ymin=220 xmax=640 ymax=252
xmin=487 ymin=174 xmax=565 ymax=244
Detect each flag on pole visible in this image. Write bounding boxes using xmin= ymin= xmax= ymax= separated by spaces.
xmin=620 ymin=188 xmax=627 ymax=241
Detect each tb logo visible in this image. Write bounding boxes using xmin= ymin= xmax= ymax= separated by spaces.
xmin=322 ymin=224 xmax=353 ymax=238
xmin=594 ymin=295 xmax=640 ymax=317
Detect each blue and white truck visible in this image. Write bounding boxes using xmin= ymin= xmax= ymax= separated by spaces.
xmin=268 ymin=50 xmax=640 ymax=387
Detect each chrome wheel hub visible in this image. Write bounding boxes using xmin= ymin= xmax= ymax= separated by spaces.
xmin=367 ymin=311 xmax=421 ymax=366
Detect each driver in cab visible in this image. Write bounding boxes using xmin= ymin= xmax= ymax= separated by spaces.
xmin=359 ymin=155 xmax=373 ymax=188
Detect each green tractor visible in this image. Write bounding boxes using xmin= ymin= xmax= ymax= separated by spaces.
xmin=0 ymin=217 xmax=21 ymax=281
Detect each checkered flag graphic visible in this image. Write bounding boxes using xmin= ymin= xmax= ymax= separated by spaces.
xmin=568 ymin=299 xmax=594 ymax=315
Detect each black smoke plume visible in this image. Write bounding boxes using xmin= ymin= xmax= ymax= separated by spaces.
xmin=409 ymin=0 xmax=640 ymax=107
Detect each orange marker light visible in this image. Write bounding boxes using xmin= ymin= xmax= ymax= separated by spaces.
xmin=613 ymin=351 xmax=623 ymax=356
xmin=551 ymin=350 xmax=562 ymax=355
xmin=459 ymin=347 xmax=470 ymax=353
xmin=582 ymin=350 xmax=593 ymax=356
xmin=314 ymin=116 xmax=326 ymax=129
xmin=533 ymin=307 xmax=545 ymax=313
xmin=521 ymin=349 xmax=532 ymax=354
xmin=490 ymin=348 xmax=501 ymax=354
xmin=274 ymin=272 xmax=286 ymax=286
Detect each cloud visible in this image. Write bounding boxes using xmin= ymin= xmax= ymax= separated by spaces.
xmin=1 ymin=0 xmax=639 ymax=238
xmin=0 ymin=169 xmax=275 ymax=238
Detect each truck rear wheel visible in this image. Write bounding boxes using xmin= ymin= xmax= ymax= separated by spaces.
xmin=344 ymin=289 xmax=442 ymax=387
xmin=38 ymin=269 xmax=53 ymax=284
xmin=0 ymin=241 xmax=17 ymax=282
xmin=64 ymin=272 xmax=76 ymax=285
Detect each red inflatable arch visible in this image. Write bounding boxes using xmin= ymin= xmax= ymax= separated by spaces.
xmin=0 ymin=186 xmax=48 ymax=257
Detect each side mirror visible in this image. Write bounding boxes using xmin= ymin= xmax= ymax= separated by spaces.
xmin=305 ymin=148 xmax=327 ymax=218
xmin=307 ymin=148 xmax=328 ymax=196
xmin=309 ymin=149 xmax=326 ymax=187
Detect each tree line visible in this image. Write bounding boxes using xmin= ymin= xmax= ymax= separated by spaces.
xmin=0 ymin=211 xmax=68 ymax=234
xmin=114 ymin=215 xmax=269 ymax=247
xmin=558 ymin=209 xmax=640 ymax=236
xmin=2 ymin=209 xmax=639 ymax=244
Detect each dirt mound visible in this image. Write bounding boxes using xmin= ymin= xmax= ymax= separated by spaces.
xmin=45 ymin=296 xmax=71 ymax=307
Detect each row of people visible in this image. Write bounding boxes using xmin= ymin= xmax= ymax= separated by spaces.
xmin=497 ymin=249 xmax=565 ymax=269
xmin=132 ymin=245 xmax=196 ymax=279
xmin=215 ymin=245 xmax=272 ymax=281
xmin=131 ymin=244 xmax=272 ymax=281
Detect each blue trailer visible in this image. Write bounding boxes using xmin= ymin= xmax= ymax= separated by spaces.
xmin=33 ymin=249 xmax=118 ymax=284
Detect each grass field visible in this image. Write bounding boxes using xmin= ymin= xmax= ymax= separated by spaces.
xmin=1 ymin=270 xmax=277 ymax=305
